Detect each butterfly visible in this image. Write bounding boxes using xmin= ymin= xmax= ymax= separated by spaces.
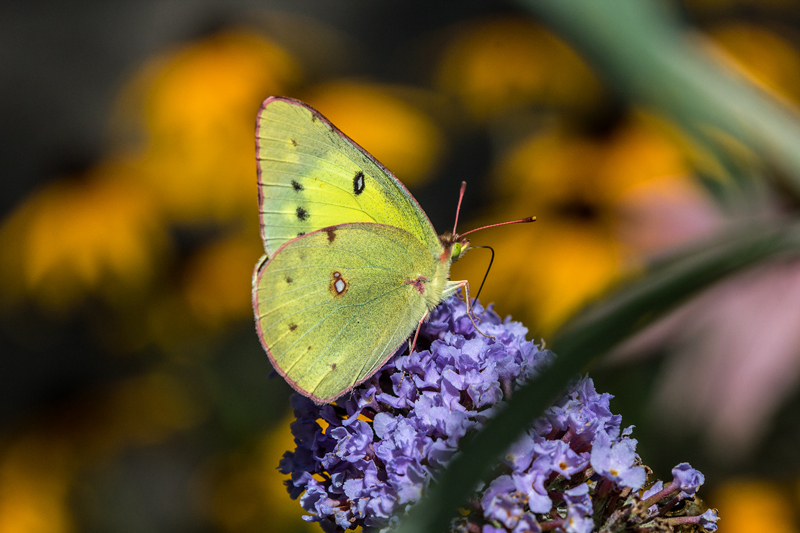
xmin=252 ymin=96 xmax=533 ymax=403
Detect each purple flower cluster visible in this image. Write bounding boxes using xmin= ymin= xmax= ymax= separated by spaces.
xmin=279 ymin=296 xmax=719 ymax=532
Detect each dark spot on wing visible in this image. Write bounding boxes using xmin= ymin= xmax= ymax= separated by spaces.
xmin=311 ymin=114 xmax=318 ymax=123
xmin=285 ymin=277 xmax=292 ymax=283
xmin=297 ymin=232 xmax=305 ymax=237
xmin=330 ymin=271 xmax=348 ymax=297
xmin=296 ymin=206 xmax=308 ymax=221
xmin=331 ymin=363 xmax=337 ymax=370
xmin=289 ymin=324 xmax=298 ymax=331
xmin=291 ymin=179 xmax=303 ymax=192
xmin=353 ymin=171 xmax=365 ymax=195
xmin=290 ymin=138 xmax=297 ymax=147
xmin=308 ymin=346 xmax=312 ymax=351
xmin=326 ymin=228 xmax=336 ymax=243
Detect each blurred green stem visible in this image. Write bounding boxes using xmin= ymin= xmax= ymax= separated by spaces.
xmin=519 ymin=0 xmax=800 ymax=202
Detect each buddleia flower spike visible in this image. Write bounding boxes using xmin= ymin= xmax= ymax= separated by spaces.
xmin=279 ymin=295 xmax=719 ymax=532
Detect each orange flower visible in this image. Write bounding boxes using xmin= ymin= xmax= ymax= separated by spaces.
xmin=452 ymin=113 xmax=690 ymax=332
xmin=0 ymin=435 xmax=75 ymax=533
xmin=0 ymin=160 xmax=166 ymax=312
xmin=182 ymin=233 xmax=264 ymax=329
xmin=708 ymin=23 xmax=800 ymax=106
xmin=129 ymin=30 xmax=302 ymax=222
xmin=711 ymin=479 xmax=798 ymax=533
xmin=0 ymin=370 xmax=204 ymax=533
xmin=436 ymin=18 xmax=602 ymax=120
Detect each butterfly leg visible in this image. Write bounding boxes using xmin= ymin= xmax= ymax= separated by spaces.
xmin=408 ymin=310 xmax=429 ymax=354
xmin=456 ymin=281 xmax=496 ymax=341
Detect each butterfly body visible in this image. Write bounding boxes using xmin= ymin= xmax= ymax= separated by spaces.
xmin=253 ymin=97 xmax=467 ymax=403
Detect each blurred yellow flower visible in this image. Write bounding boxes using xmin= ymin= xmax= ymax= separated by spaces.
xmin=132 ymin=30 xmax=302 ymax=222
xmin=452 ymin=113 xmax=689 ymax=332
xmin=183 ymin=233 xmax=264 ymax=329
xmin=203 ymin=414 xmax=320 ymax=533
xmin=91 ymin=371 xmax=206 ymax=452
xmin=0 ymin=436 xmax=74 ymax=533
xmin=708 ymin=23 xmax=800 ymax=106
xmin=0 ymin=161 xmax=166 ymax=312
xmin=436 ymin=18 xmax=602 ymax=120
xmin=712 ymin=479 xmax=798 ymax=533
xmin=0 ymin=371 xmax=205 ymax=533
xmin=303 ymin=81 xmax=444 ymax=186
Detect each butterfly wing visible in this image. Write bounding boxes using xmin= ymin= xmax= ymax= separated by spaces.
xmin=252 ymin=223 xmax=439 ymax=403
xmin=256 ymin=97 xmax=441 ymax=257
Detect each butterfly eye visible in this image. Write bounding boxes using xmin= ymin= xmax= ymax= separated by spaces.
xmin=452 ymin=243 xmax=462 ymax=258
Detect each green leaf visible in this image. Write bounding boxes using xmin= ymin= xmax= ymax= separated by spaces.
xmin=394 ymin=221 xmax=800 ymax=533
xmin=516 ymin=0 xmax=800 ymax=203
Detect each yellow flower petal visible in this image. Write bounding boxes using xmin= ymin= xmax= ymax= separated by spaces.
xmin=0 ymin=436 xmax=74 ymax=533
xmin=0 ymin=161 xmax=166 ymax=312
xmin=436 ymin=18 xmax=602 ymax=120
xmin=452 ymin=222 xmax=627 ymax=334
xmin=129 ymin=30 xmax=301 ymax=222
xmin=712 ymin=479 xmax=798 ymax=533
xmin=183 ymin=233 xmax=264 ymax=329
xmin=709 ymin=23 xmax=800 ymax=106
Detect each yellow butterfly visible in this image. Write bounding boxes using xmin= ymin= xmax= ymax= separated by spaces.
xmin=252 ymin=97 xmax=532 ymax=403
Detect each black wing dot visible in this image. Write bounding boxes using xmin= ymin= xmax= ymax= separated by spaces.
xmin=291 ymin=180 xmax=303 ymax=192
xmin=353 ymin=171 xmax=365 ymax=195
xmin=296 ymin=206 xmax=308 ymax=221
xmin=290 ymin=139 xmax=298 ymax=147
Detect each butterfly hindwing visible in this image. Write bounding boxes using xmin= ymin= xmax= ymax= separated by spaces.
xmin=256 ymin=97 xmax=440 ymax=257
xmin=252 ymin=223 xmax=438 ymax=402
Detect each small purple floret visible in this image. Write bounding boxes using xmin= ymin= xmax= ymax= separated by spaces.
xmin=671 ymin=462 xmax=705 ymax=495
xmin=590 ymin=430 xmax=647 ymax=490
xmin=698 ymin=509 xmax=719 ymax=532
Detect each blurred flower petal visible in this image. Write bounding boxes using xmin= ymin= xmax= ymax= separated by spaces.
xmin=616 ymin=174 xmax=724 ymax=255
xmin=131 ymin=30 xmax=301 ymax=222
xmin=183 ymin=233 xmax=263 ymax=329
xmin=0 ymin=436 xmax=74 ymax=533
xmin=0 ymin=161 xmax=166 ymax=312
xmin=453 ymin=114 xmax=688 ymax=332
xmin=303 ymin=81 xmax=444 ymax=186
xmin=612 ymin=259 xmax=800 ymax=459
xmin=709 ymin=23 xmax=800 ymax=106
xmin=436 ymin=18 xmax=602 ymax=120
xmin=712 ymin=479 xmax=798 ymax=533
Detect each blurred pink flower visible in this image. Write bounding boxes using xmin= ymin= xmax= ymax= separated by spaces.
xmin=610 ymin=175 xmax=800 ymax=460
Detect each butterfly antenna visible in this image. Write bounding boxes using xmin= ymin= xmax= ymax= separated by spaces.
xmin=459 ymin=216 xmax=536 ymax=238
xmin=469 ymin=245 xmax=495 ymax=306
xmin=453 ymin=181 xmax=467 ymax=235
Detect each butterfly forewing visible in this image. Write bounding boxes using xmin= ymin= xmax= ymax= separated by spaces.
xmin=253 ymin=223 xmax=436 ymax=402
xmin=256 ymin=97 xmax=440 ymax=257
